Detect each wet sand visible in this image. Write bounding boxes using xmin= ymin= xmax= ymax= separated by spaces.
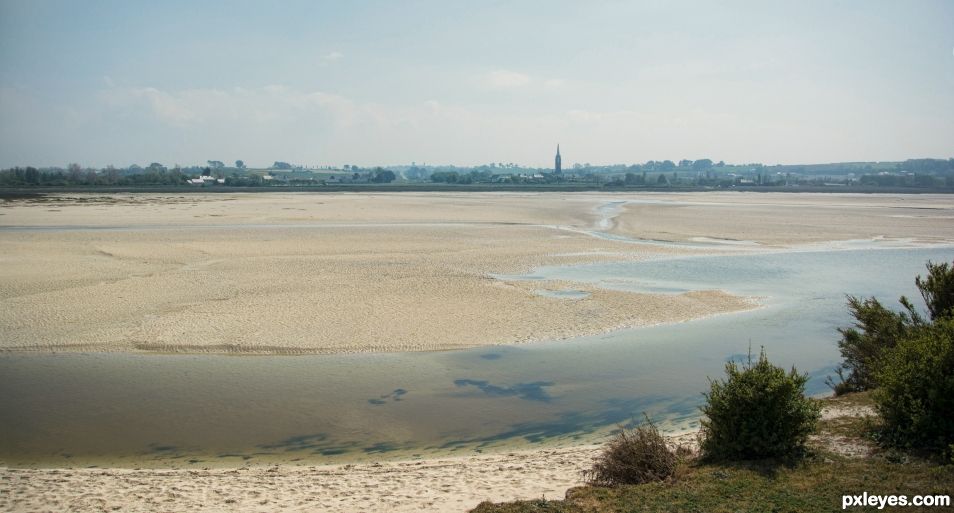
xmin=0 ymin=444 xmax=603 ymax=513
xmin=4 ymin=192 xmax=953 ymax=355
xmin=609 ymin=192 xmax=954 ymax=246
xmin=0 ymin=400 xmax=872 ymax=513
xmin=0 ymin=400 xmax=863 ymax=513
xmin=0 ymin=192 xmax=773 ymax=355
xmin=0 ymin=430 xmax=701 ymax=513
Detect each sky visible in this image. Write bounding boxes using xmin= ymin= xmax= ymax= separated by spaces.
xmin=0 ymin=0 xmax=952 ymax=169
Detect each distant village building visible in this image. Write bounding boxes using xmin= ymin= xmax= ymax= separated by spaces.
xmin=554 ymin=144 xmax=562 ymax=174
xmin=187 ymin=175 xmax=222 ymax=185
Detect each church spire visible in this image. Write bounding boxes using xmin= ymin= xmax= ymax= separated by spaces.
xmin=554 ymin=144 xmax=562 ymax=174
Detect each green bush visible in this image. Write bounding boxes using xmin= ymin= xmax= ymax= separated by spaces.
xmin=916 ymin=261 xmax=954 ymax=320
xmin=830 ymin=260 xmax=954 ymax=395
xmin=584 ymin=417 xmax=678 ymax=487
xmin=700 ymin=349 xmax=821 ymax=461
xmin=875 ymin=318 xmax=954 ymax=458
xmin=830 ymin=296 xmax=911 ymax=394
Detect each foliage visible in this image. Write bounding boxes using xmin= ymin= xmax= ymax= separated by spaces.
xmin=469 ymin=455 xmax=954 ymax=513
xmin=371 ymin=167 xmax=396 ymax=183
xmin=472 ymin=393 xmax=954 ymax=513
xmin=874 ymin=318 xmax=954 ymax=458
xmin=829 ymin=297 xmax=913 ymax=394
xmin=430 ymin=171 xmax=460 ymax=183
xmin=700 ymin=349 xmax=821 ymax=461
xmin=915 ymin=261 xmax=954 ymax=321
xmin=583 ymin=417 xmax=678 ymax=487
xmin=830 ymin=260 xmax=954 ymax=395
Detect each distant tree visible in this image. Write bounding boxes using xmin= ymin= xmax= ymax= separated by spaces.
xmin=235 ymin=160 xmax=246 ymax=169
xmin=25 ymin=166 xmax=40 ymax=185
xmin=207 ymin=160 xmax=225 ymax=169
xmin=659 ymin=160 xmax=676 ymax=171
xmin=678 ymin=159 xmax=693 ymax=168
xmin=371 ymin=168 xmax=396 ymax=183
xmin=67 ymin=163 xmax=83 ymax=182
xmin=430 ymin=171 xmax=459 ymax=183
xmin=693 ymin=159 xmax=713 ymax=170
xmin=272 ymin=161 xmax=293 ymax=170
xmin=104 ymin=165 xmax=119 ymax=184
xmin=624 ymin=172 xmax=643 ymax=185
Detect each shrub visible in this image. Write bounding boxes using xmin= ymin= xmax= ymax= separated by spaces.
xmin=700 ymin=349 xmax=821 ymax=461
xmin=830 ymin=260 xmax=954 ymax=395
xmin=584 ymin=417 xmax=677 ymax=487
xmin=916 ymin=261 xmax=954 ymax=321
xmin=874 ymin=317 xmax=954 ymax=458
xmin=829 ymin=297 xmax=911 ymax=394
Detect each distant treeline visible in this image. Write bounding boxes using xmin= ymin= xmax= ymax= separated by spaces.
xmin=2 ymin=158 xmax=952 ymax=190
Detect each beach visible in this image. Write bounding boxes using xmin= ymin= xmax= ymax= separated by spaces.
xmin=4 ymin=192 xmax=952 ymax=355
xmin=1 ymin=402 xmax=870 ymax=513
xmin=3 ymin=191 xmax=954 ymax=512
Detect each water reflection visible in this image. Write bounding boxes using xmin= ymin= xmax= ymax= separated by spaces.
xmin=0 ymin=246 xmax=950 ymax=467
xmin=454 ymin=379 xmax=555 ymax=402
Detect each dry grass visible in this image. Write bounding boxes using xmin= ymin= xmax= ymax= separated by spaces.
xmin=470 ymin=392 xmax=954 ymax=513
xmin=583 ymin=419 xmax=678 ymax=487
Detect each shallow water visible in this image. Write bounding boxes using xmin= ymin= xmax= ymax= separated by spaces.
xmin=1 ymin=246 xmax=950 ymax=467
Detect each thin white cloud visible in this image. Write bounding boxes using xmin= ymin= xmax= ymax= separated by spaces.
xmin=103 ymin=87 xmax=198 ymax=126
xmin=485 ymin=69 xmax=531 ymax=89
xmin=319 ymin=51 xmax=344 ymax=65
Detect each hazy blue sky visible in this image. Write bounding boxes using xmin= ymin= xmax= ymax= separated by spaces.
xmin=1 ymin=0 xmax=952 ymax=168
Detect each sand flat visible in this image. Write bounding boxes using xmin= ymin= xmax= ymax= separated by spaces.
xmin=0 ymin=192 xmax=752 ymax=355
xmin=3 ymin=191 xmax=953 ymax=355
xmin=609 ymin=192 xmax=954 ymax=246
xmin=0 ymin=444 xmax=603 ymax=513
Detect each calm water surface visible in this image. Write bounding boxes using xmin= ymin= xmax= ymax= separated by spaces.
xmin=1 ymin=246 xmax=950 ymax=467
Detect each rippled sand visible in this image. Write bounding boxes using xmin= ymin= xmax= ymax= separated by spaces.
xmin=610 ymin=192 xmax=954 ymax=246
xmin=0 ymin=192 xmax=766 ymax=354
xmin=4 ymin=191 xmax=953 ymax=355
xmin=0 ymin=443 xmax=606 ymax=513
